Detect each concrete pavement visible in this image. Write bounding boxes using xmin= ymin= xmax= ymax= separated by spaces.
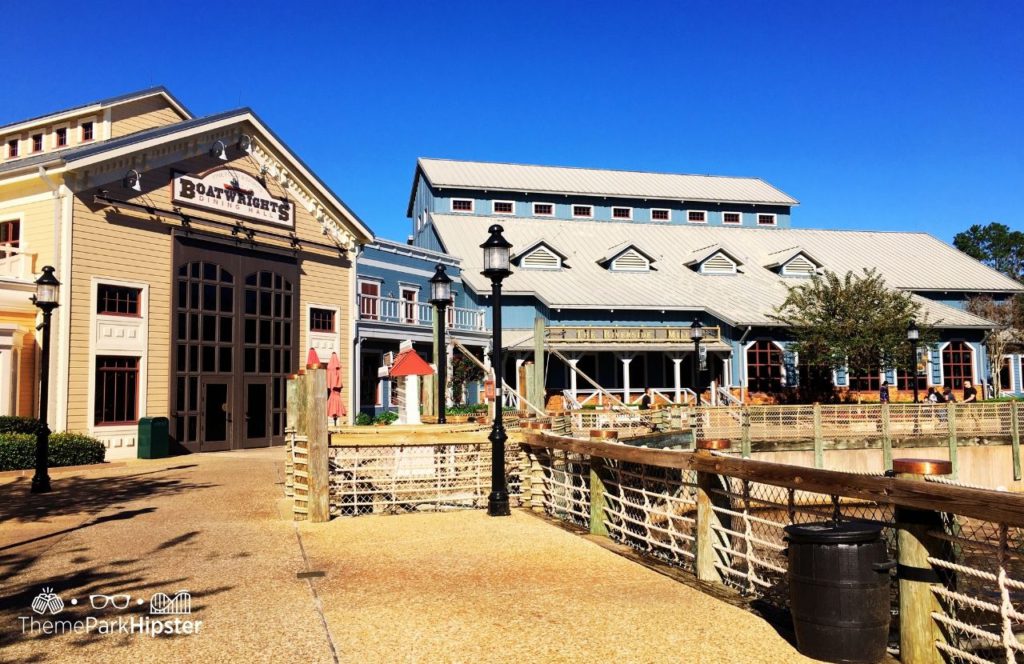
xmin=0 ymin=449 xmax=812 ymax=663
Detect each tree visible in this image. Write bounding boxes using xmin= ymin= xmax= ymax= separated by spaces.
xmin=770 ymin=268 xmax=935 ymax=381
xmin=966 ymin=296 xmax=1022 ymax=394
xmin=953 ymin=223 xmax=1024 ymax=283
xmin=449 ymin=354 xmax=484 ymax=406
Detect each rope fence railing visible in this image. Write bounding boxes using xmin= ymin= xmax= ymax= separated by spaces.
xmin=520 ymin=431 xmax=1024 ymax=664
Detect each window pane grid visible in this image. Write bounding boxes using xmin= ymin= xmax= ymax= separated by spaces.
xmin=97 ymin=285 xmax=141 ymax=316
xmin=746 ymin=340 xmax=782 ymax=392
xmin=95 ymin=356 xmax=139 ymax=425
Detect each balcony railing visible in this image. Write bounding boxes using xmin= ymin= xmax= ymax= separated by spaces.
xmin=358 ymin=294 xmax=487 ymax=332
xmin=0 ymin=245 xmax=35 ymax=281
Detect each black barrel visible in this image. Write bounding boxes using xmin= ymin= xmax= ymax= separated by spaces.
xmin=784 ymin=520 xmax=894 ymax=663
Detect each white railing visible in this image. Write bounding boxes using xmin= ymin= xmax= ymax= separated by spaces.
xmin=573 ymin=386 xmax=697 ymax=407
xmin=0 ymin=246 xmax=34 ymax=281
xmin=717 ymin=385 xmax=743 ymax=406
xmin=358 ymin=295 xmax=487 ymax=332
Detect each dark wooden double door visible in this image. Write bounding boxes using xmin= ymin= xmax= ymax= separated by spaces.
xmin=172 ymin=237 xmax=298 ymax=452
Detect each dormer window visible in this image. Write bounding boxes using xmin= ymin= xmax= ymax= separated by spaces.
xmin=6 ymin=139 xmax=18 ymax=159
xmin=533 ymin=203 xmax=554 ymax=216
xmin=651 ymin=209 xmax=670 ymax=222
xmin=781 ymin=253 xmax=818 ymax=277
xmin=55 ymin=127 xmax=67 ymax=147
xmin=612 ymin=206 xmax=632 ymax=220
xmin=32 ymin=134 xmax=43 ymax=153
xmin=722 ymin=211 xmax=741 ymax=225
xmin=600 ymin=242 xmax=655 ymax=272
xmin=687 ymin=210 xmax=706 ymax=224
xmin=758 ymin=213 xmax=777 ymax=226
xmin=512 ymin=241 xmax=567 ymax=271
xmin=81 ymin=121 xmax=94 ymax=142
xmin=572 ymin=205 xmax=592 ymax=218
xmin=451 ymin=198 xmax=474 ymax=213
xmin=493 ymin=200 xmax=514 ymax=215
xmin=700 ymin=252 xmax=738 ymax=275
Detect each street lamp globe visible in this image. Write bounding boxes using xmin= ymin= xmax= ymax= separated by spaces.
xmin=906 ymin=319 xmax=919 ymax=342
xmin=480 ymin=224 xmax=512 ymax=279
xmin=691 ymin=319 xmax=704 ymax=340
xmin=33 ymin=265 xmax=60 ymax=308
xmin=429 ymin=264 xmax=452 ymax=305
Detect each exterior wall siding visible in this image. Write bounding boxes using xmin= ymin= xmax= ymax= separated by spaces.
xmin=109 ymin=96 xmax=188 ymax=138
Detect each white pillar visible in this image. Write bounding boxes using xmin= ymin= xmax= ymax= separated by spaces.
xmin=404 ymin=375 xmax=421 ymax=425
xmin=514 ymin=357 xmax=524 ymax=395
xmin=568 ymin=358 xmax=579 ymax=401
xmin=672 ymin=358 xmax=683 ymax=404
xmin=621 ymin=357 xmax=632 ymax=404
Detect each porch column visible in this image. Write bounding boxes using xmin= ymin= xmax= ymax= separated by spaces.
xmin=514 ymin=356 xmax=524 ymax=396
xmin=672 ymin=357 xmax=683 ymax=404
xmin=621 ymin=356 xmax=632 ymax=404
xmin=568 ymin=358 xmax=579 ymax=401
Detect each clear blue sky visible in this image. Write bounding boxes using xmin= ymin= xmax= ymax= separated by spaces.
xmin=2 ymin=1 xmax=1021 ymax=244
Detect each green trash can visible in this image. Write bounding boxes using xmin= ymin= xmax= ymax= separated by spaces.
xmin=138 ymin=417 xmax=169 ymax=459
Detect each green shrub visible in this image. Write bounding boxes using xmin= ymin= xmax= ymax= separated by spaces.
xmin=0 ymin=431 xmax=105 ymax=471
xmin=446 ymin=404 xmax=487 ymax=415
xmin=373 ymin=411 xmax=398 ymax=426
xmin=0 ymin=416 xmax=41 ymax=434
xmin=355 ymin=412 xmax=373 ymax=426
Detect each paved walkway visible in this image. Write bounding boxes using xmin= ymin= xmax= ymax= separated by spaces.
xmin=0 ymin=450 xmax=812 ymax=663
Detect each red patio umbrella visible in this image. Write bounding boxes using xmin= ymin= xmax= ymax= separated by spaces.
xmin=306 ymin=347 xmax=322 ymax=369
xmin=326 ymin=351 xmax=346 ymax=422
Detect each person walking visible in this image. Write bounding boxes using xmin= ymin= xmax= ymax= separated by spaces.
xmin=963 ymin=380 xmax=978 ymax=403
xmin=639 ymin=387 xmax=653 ymax=410
xmin=879 ymin=381 xmax=890 ymax=403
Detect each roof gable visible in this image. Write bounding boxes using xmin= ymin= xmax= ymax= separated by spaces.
xmin=390 ymin=348 xmax=434 ymax=377
xmin=763 ymin=247 xmax=824 ymax=276
xmin=513 ymin=240 xmax=567 ymax=270
xmin=684 ymin=243 xmax=745 ymax=273
xmin=0 ymin=86 xmax=192 ymax=135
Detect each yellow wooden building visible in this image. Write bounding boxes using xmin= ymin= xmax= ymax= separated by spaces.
xmin=0 ymin=87 xmax=373 ymax=458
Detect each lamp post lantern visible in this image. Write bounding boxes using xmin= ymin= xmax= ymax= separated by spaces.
xmin=907 ymin=319 xmax=920 ymax=404
xmin=31 ymin=266 xmax=60 ymax=494
xmin=430 ymin=264 xmax=453 ymax=425
xmin=691 ymin=319 xmax=704 ymax=407
xmin=481 ymin=224 xmax=512 ymax=517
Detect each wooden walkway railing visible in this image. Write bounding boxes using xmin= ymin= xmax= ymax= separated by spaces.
xmin=522 ymin=430 xmax=1024 ymax=664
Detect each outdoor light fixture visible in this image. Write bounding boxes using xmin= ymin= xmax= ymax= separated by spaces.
xmin=691 ymin=319 xmax=704 ymax=407
xmin=30 ymin=266 xmax=60 ymax=493
xmin=481 ymin=224 xmax=512 ymax=516
xmin=238 ymin=134 xmax=252 ymax=154
xmin=122 ymin=168 xmax=141 ymax=192
xmin=209 ymin=140 xmax=228 ymax=161
xmin=907 ymin=320 xmax=920 ymax=404
xmin=430 ymin=264 xmax=453 ymax=425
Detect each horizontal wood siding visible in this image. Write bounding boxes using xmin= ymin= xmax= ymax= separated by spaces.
xmin=109 ymin=97 xmax=186 ymax=138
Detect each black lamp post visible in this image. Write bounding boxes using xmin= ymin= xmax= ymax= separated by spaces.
xmin=31 ymin=266 xmax=60 ymax=494
xmin=430 ymin=264 xmax=452 ymax=425
xmin=907 ymin=319 xmax=920 ymax=404
xmin=481 ymin=224 xmax=512 ymax=517
xmin=691 ymin=319 xmax=704 ymax=407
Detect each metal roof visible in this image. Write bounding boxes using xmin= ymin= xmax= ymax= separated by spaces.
xmin=411 ymin=158 xmax=799 ymax=213
xmin=430 ymin=213 xmax=1022 ymax=328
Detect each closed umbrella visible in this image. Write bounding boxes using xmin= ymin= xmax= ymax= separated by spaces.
xmin=327 ymin=351 xmax=346 ymax=423
xmin=306 ymin=347 xmax=322 ymax=369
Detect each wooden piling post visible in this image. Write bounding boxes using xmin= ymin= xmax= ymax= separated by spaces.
xmin=292 ymin=371 xmax=309 ymax=520
xmin=589 ymin=456 xmax=609 ymax=537
xmin=533 ymin=317 xmax=546 ymax=413
xmin=284 ymin=375 xmax=297 ymax=498
xmin=894 ymin=458 xmax=952 ymax=664
xmin=812 ymin=403 xmax=823 ymax=469
xmin=695 ymin=438 xmax=731 ymax=584
xmin=881 ymin=402 xmax=893 ymax=472
xmin=946 ymin=402 xmax=959 ymax=480
xmin=740 ymin=407 xmax=751 ymax=459
xmin=305 ymin=365 xmax=330 ymax=523
xmin=1012 ymin=401 xmax=1021 ymax=481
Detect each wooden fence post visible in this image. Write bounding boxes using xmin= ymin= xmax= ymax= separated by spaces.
xmin=695 ymin=439 xmax=731 ymax=584
xmin=293 ymin=371 xmax=309 ymax=521
xmin=740 ymin=407 xmax=751 ymax=459
xmin=881 ymin=402 xmax=893 ymax=472
xmin=284 ymin=375 xmax=297 ymax=498
xmin=688 ymin=406 xmax=699 ymax=450
xmin=589 ymin=456 xmax=609 ymax=537
xmin=894 ymin=458 xmax=952 ymax=664
xmin=305 ymin=366 xmax=330 ymax=523
xmin=1012 ymin=401 xmax=1021 ymax=482
xmin=813 ymin=403 xmax=823 ymax=469
xmin=946 ymin=402 xmax=959 ymax=480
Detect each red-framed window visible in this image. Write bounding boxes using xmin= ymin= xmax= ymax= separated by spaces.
xmin=747 ymin=340 xmax=783 ymax=392
xmin=723 ymin=212 xmax=742 ymax=225
xmin=493 ymin=201 xmax=514 ymax=214
xmin=400 ymin=288 xmax=418 ymax=324
xmin=55 ymin=128 xmax=67 ymax=147
xmin=97 ymin=284 xmax=142 ymax=316
xmin=31 ymin=134 xmax=43 ymax=153
xmin=533 ymin=203 xmax=554 ymax=216
xmin=0 ymin=219 xmax=20 ymax=248
xmin=849 ymin=369 xmax=882 ymax=392
xmin=897 ymin=370 xmax=927 ymax=392
xmin=612 ymin=207 xmax=632 ymax=220
xmin=942 ymin=341 xmax=974 ymax=390
xmin=451 ymin=198 xmax=473 ymax=212
xmin=651 ymin=209 xmax=670 ymax=221
xmin=688 ymin=210 xmax=706 ymax=223
xmin=310 ymin=307 xmax=335 ymax=333
xmin=6 ymin=139 xmax=18 ymax=159
xmin=94 ymin=356 xmax=139 ymax=425
xmin=359 ymin=281 xmax=380 ymax=320
xmin=572 ymin=205 xmax=592 ymax=218
xmin=81 ymin=121 xmax=94 ymax=142
xmin=758 ymin=214 xmax=777 ymax=226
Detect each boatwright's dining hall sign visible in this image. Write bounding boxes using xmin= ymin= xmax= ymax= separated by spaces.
xmin=171 ymin=167 xmax=295 ymax=227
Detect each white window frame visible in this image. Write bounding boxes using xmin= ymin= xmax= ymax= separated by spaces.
xmin=30 ymin=131 xmax=44 ymax=154
xmin=650 ymin=208 xmax=671 ymax=222
xmin=699 ymin=252 xmax=738 ymax=275
xmin=5 ymin=136 xmax=21 ymax=159
xmin=399 ymin=284 xmax=420 ymax=324
xmin=686 ymin=210 xmax=707 ymax=224
xmin=78 ymin=115 xmax=97 ymax=144
xmin=757 ymin=213 xmax=778 ymax=226
xmin=306 ymin=302 xmax=342 ymax=361
xmin=519 ymin=245 xmax=563 ymax=270
xmin=450 ymin=198 xmax=475 ymax=213
xmin=358 ymin=278 xmax=383 ymax=320
xmin=722 ymin=211 xmax=742 ymax=225
xmin=780 ymin=254 xmax=817 ymax=278
xmin=52 ymin=123 xmax=70 ymax=149
xmin=571 ymin=204 xmax=593 ymax=219
xmin=611 ymin=206 xmax=633 ymax=221
xmin=532 ymin=202 xmax=555 ymax=217
xmin=609 ymin=248 xmax=650 ymax=272
xmin=492 ymin=200 xmax=515 ymax=215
